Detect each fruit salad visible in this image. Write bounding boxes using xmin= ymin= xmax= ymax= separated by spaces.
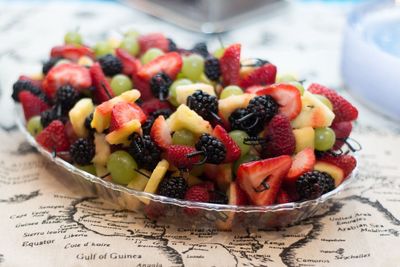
xmin=13 ymin=30 xmax=359 ymax=209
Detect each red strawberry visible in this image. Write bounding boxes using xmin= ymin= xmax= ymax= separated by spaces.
xmin=19 ymin=91 xmax=49 ymax=120
xmin=308 ymin=83 xmax=358 ymax=122
xmin=184 ymin=185 xmax=210 ymax=215
xmin=220 ymin=44 xmax=241 ymax=85
xmin=286 ymin=148 xmax=316 ymax=183
xmin=212 ymin=125 xmax=241 ymax=163
xmin=150 ymin=115 xmax=172 ymax=150
xmin=237 ymin=155 xmax=292 ymax=206
xmin=115 ymin=48 xmax=142 ymax=76
xmin=239 ymin=64 xmax=277 ymax=88
xmin=255 ymin=83 xmax=301 ymax=120
xmin=90 ymin=62 xmax=115 ymax=104
xmin=132 ymin=74 xmax=153 ymax=101
xmin=228 ymin=182 xmax=248 ymax=205
xmin=331 ymin=121 xmax=352 ymax=150
xmin=140 ymin=98 xmax=172 ymax=116
xmin=42 ymin=63 xmax=92 ymax=98
xmin=166 ymin=145 xmax=201 ymax=170
xmin=244 ymin=85 xmax=265 ymax=94
xmin=320 ymin=154 xmax=356 ymax=178
xmin=36 ymin=120 xmax=70 ymax=152
xmin=110 ymin=102 xmax=147 ymax=131
xmin=263 ymin=114 xmax=296 ymax=158
xmin=138 ymin=33 xmax=169 ymax=54
xmin=276 ymin=189 xmax=291 ymax=204
xmin=50 ymin=45 xmax=95 ymax=61
xmin=137 ymin=52 xmax=182 ymax=81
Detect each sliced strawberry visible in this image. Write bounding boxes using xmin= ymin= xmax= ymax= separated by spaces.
xmin=244 ymin=85 xmax=265 ymax=94
xmin=90 ymin=62 xmax=115 ymax=104
xmin=237 ymin=155 xmax=292 ymax=206
xmin=19 ymin=91 xmax=49 ymax=120
xmin=138 ymin=33 xmax=169 ymax=54
xmin=109 ymin=102 xmax=146 ymax=131
xmin=286 ymin=148 xmax=316 ymax=183
xmin=42 ymin=63 xmax=92 ymax=98
xmin=308 ymin=83 xmax=358 ymax=122
xmin=132 ymin=74 xmax=153 ymax=101
xmin=150 ymin=115 xmax=172 ymax=150
xmin=140 ymin=98 xmax=172 ymax=116
xmin=36 ymin=120 xmax=70 ymax=152
xmin=115 ymin=48 xmax=142 ymax=76
xmin=166 ymin=145 xmax=201 ymax=170
xmin=319 ymin=154 xmax=356 ymax=178
xmin=276 ymin=189 xmax=291 ymax=204
xmin=331 ymin=121 xmax=352 ymax=150
xmin=137 ymin=52 xmax=182 ymax=81
xmin=239 ymin=64 xmax=277 ymax=88
xmin=255 ymin=83 xmax=301 ymax=120
xmin=212 ymin=125 xmax=241 ymax=163
xmin=263 ymin=114 xmax=296 ymax=158
xmin=50 ymin=45 xmax=94 ymax=61
xmin=220 ymin=44 xmax=241 ymax=86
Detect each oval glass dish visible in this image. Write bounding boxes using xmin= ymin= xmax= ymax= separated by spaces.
xmin=16 ymin=107 xmax=357 ymax=230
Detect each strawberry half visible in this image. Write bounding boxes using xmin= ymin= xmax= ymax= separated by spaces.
xmin=90 ymin=62 xmax=115 ymax=104
xmin=19 ymin=91 xmax=49 ymax=120
xmin=137 ymin=52 xmax=182 ymax=81
xmin=239 ymin=64 xmax=277 ymax=88
xmin=331 ymin=121 xmax=352 ymax=150
xmin=115 ymin=48 xmax=142 ymax=76
xmin=109 ymin=102 xmax=147 ymax=131
xmin=285 ymin=148 xmax=316 ymax=183
xmin=150 ymin=115 xmax=172 ymax=150
xmin=263 ymin=114 xmax=296 ymax=158
xmin=42 ymin=63 xmax=92 ymax=98
xmin=212 ymin=125 xmax=241 ymax=163
xmin=36 ymin=120 xmax=70 ymax=152
xmin=319 ymin=154 xmax=356 ymax=178
xmin=138 ymin=33 xmax=169 ymax=54
xmin=220 ymin=44 xmax=241 ymax=86
xmin=166 ymin=145 xmax=201 ymax=170
xmin=308 ymin=83 xmax=358 ymax=122
xmin=50 ymin=45 xmax=95 ymax=61
xmin=140 ymin=98 xmax=172 ymax=116
xmin=237 ymin=155 xmax=292 ymax=206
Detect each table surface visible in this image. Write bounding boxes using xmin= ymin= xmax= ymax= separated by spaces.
xmin=0 ymin=1 xmax=399 ymax=267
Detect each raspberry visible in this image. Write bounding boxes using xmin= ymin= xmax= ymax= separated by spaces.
xmin=165 ymin=145 xmax=201 ymax=170
xmin=128 ymin=133 xmax=161 ymax=171
xmin=98 ymin=54 xmax=123 ymax=76
xmin=55 ymin=85 xmax=79 ymax=111
xmin=184 ymin=185 xmax=211 ymax=215
xmin=204 ymin=57 xmax=221 ymax=81
xmin=36 ymin=120 xmax=70 ymax=152
xmin=69 ymin=138 xmax=95 ymax=165
xmin=157 ymin=175 xmax=188 ymax=199
xmin=195 ymin=134 xmax=226 ymax=164
xmin=296 ymin=170 xmax=335 ymax=200
xmin=191 ymin=42 xmax=209 ymax=58
xmin=262 ymin=114 xmax=295 ymax=158
xmin=19 ymin=91 xmax=49 ymax=121
xmin=150 ymin=72 xmax=172 ymax=101
xmin=42 ymin=57 xmax=61 ymax=75
xmin=187 ymin=90 xmax=218 ymax=121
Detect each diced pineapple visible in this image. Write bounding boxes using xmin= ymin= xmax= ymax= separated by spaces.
xmin=166 ymin=104 xmax=212 ymax=135
xmin=127 ymin=169 xmax=150 ymax=191
xmin=69 ymin=98 xmax=94 ymax=138
xmin=78 ymin=56 xmax=94 ymax=67
xmin=218 ymin=94 xmax=256 ymax=121
xmin=175 ymin=83 xmax=216 ymax=105
xmin=141 ymin=160 xmax=169 ymax=204
xmin=105 ymin=119 xmax=141 ymax=145
xmin=92 ymin=133 xmax=111 ymax=166
xmin=293 ymin=127 xmax=315 ymax=153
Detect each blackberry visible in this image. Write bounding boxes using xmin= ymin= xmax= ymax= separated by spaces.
xmin=167 ymin=38 xmax=177 ymax=52
xmin=69 ymin=138 xmax=95 ymax=165
xmin=40 ymin=105 xmax=64 ymax=128
xmin=187 ymin=90 xmax=219 ymax=121
xmin=192 ymin=42 xmax=209 ymax=58
xmin=195 ymin=133 xmax=226 ymax=164
xmin=84 ymin=113 xmax=94 ymax=132
xmin=157 ymin=175 xmax=188 ymax=199
xmin=229 ymin=108 xmax=263 ymax=135
xmin=247 ymin=95 xmax=279 ymax=123
xmin=98 ymin=54 xmax=123 ymax=76
xmin=296 ymin=171 xmax=335 ymax=200
xmin=141 ymin=109 xmax=172 ymax=135
xmin=12 ymin=79 xmax=42 ymax=102
xmin=204 ymin=57 xmax=221 ymax=81
xmin=150 ymin=72 xmax=172 ymax=101
xmin=42 ymin=57 xmax=61 ymax=75
xmin=56 ymin=85 xmax=79 ymax=111
xmin=128 ymin=133 xmax=161 ymax=170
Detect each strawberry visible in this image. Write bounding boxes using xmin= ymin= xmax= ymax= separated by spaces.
xmin=18 ymin=75 xmax=43 ymax=89
xmin=263 ymin=114 xmax=296 ymax=158
xmin=115 ymin=48 xmax=142 ymax=76
xmin=276 ymin=189 xmax=291 ymax=204
xmin=150 ymin=115 xmax=172 ymax=150
xmin=132 ymin=74 xmax=153 ymax=101
xmin=255 ymin=83 xmax=301 ymax=120
xmin=237 ymin=155 xmax=292 ymax=206
xmin=19 ymin=91 xmax=49 ymax=120
xmin=239 ymin=64 xmax=277 ymax=88
xmin=140 ymin=98 xmax=172 ymax=116
xmin=42 ymin=63 xmax=92 ymax=98
xmin=212 ymin=125 xmax=241 ymax=163
xmin=109 ymin=102 xmax=147 ymax=131
xmin=331 ymin=121 xmax=352 ymax=150
xmin=137 ymin=52 xmax=182 ymax=81
xmin=319 ymin=154 xmax=356 ymax=178
xmin=138 ymin=33 xmax=169 ymax=54
xmin=286 ymin=148 xmax=316 ymax=183
xmin=308 ymin=83 xmax=358 ymax=122
xmin=166 ymin=145 xmax=201 ymax=170
xmin=90 ymin=62 xmax=115 ymax=104
xmin=184 ymin=185 xmax=210 ymax=215
xmin=36 ymin=120 xmax=70 ymax=152
xmin=50 ymin=45 xmax=95 ymax=61
xmin=244 ymin=85 xmax=265 ymax=94
xmin=220 ymin=44 xmax=241 ymax=86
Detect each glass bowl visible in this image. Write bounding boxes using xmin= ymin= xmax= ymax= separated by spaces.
xmin=16 ymin=105 xmax=358 ymax=230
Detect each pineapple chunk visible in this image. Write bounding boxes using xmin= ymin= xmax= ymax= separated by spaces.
xmin=69 ymin=98 xmax=94 ymax=138
xmin=218 ymin=94 xmax=256 ymax=121
xmin=105 ymin=119 xmax=141 ymax=145
xmin=166 ymin=104 xmax=212 ymax=135
xmin=92 ymin=133 xmax=111 ymax=166
xmin=175 ymin=83 xmax=216 ymax=105
xmin=127 ymin=169 xmax=150 ymax=191
xmin=141 ymin=160 xmax=169 ymax=204
xmin=293 ymin=127 xmax=315 ymax=153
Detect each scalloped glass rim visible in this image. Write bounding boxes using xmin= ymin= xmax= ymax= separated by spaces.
xmin=16 ymin=105 xmax=358 ymax=213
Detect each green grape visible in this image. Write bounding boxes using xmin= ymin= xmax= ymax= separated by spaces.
xmin=220 ymin=85 xmax=243 ymax=99
xmin=213 ymin=47 xmax=225 ymax=59
xmin=190 ymin=164 xmax=204 ymax=177
xmin=120 ymin=36 xmax=140 ymax=56
xmin=168 ymin=78 xmax=192 ymax=106
xmin=94 ymin=41 xmax=114 ymax=57
xmin=176 ymin=72 xmax=187 ymax=79
xmin=233 ymin=153 xmax=260 ymax=176
xmin=314 ymin=127 xmax=336 ymax=151
xmin=107 ymin=151 xmax=138 ymax=185
xmin=110 ymin=74 xmax=133 ymax=96
xmin=64 ymin=31 xmax=83 ymax=45
xmin=182 ymin=54 xmax=204 ymax=81
xmin=277 ymin=73 xmax=297 ymax=83
xmin=27 ymin=116 xmax=43 ymax=136
xmin=229 ymin=130 xmax=250 ymax=156
xmin=141 ymin=48 xmax=164 ymax=65
xmin=172 ymin=129 xmax=196 ymax=146
xmin=124 ymin=29 xmax=140 ymax=39
xmin=288 ymin=81 xmax=305 ymax=95
xmin=76 ymin=164 xmax=96 ymax=175
xmin=314 ymin=94 xmax=333 ymax=110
